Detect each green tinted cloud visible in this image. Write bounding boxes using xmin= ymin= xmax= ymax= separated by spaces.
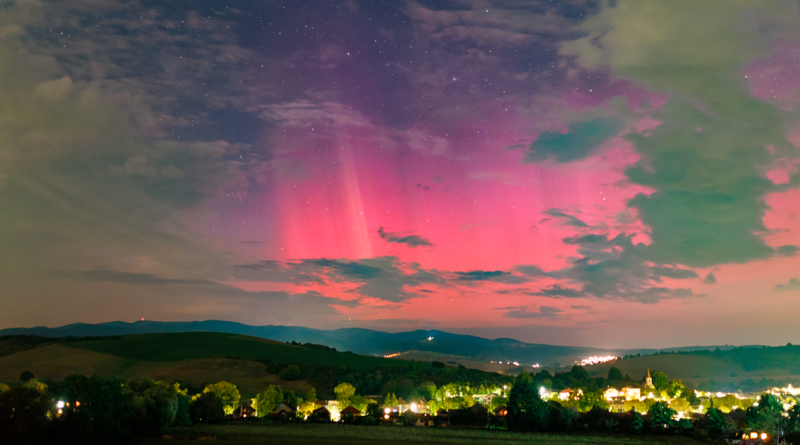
xmin=525 ymin=117 xmax=622 ymax=163
xmin=563 ymin=1 xmax=799 ymax=267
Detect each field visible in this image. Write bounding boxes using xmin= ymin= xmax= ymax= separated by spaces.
xmin=0 ymin=332 xmax=410 ymax=398
xmin=152 ymin=424 xmax=705 ymax=445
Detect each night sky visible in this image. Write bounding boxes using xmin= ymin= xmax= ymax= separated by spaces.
xmin=3 ymin=0 xmax=800 ymax=348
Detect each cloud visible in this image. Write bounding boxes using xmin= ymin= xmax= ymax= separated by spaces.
xmin=704 ymin=273 xmax=718 ymax=285
xmin=542 ymin=209 xmax=589 ymax=228
xmin=525 ymin=117 xmax=622 ymax=163
xmin=500 ymin=305 xmax=563 ymax=320
xmin=378 ymin=227 xmax=434 ymax=248
xmin=455 ymin=270 xmax=528 ymax=284
xmin=533 ymin=285 xmax=586 ymax=298
xmin=775 ymin=278 xmax=800 ymax=292
xmin=558 ymin=1 xmax=800 ymax=269
xmin=234 ymin=257 xmax=446 ymax=303
xmin=523 ymin=232 xmax=697 ymax=303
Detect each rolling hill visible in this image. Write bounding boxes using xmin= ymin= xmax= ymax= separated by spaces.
xmin=0 ymin=320 xmax=739 ymax=366
xmin=0 ymin=332 xmax=411 ymax=398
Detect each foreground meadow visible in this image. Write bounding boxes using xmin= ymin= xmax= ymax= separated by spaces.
xmin=154 ymin=424 xmax=706 ymax=445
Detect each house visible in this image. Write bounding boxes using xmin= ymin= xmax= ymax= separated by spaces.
xmin=436 ymin=408 xmax=449 ymax=425
xmin=340 ymin=405 xmax=361 ymax=418
xmin=308 ymin=406 xmax=331 ymax=422
xmin=269 ymin=402 xmax=296 ymax=419
xmin=604 ymin=387 xmax=620 ymax=400
xmin=493 ymin=405 xmax=507 ymax=416
xmin=621 ymin=387 xmax=641 ymax=400
xmin=232 ymin=404 xmax=256 ymax=419
xmin=558 ymin=388 xmax=582 ymax=400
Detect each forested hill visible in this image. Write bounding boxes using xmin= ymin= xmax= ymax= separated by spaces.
xmin=0 ymin=320 xmax=752 ymax=367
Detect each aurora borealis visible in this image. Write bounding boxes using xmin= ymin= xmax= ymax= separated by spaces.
xmin=3 ymin=0 xmax=800 ymax=347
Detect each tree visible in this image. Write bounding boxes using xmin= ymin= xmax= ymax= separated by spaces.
xmin=279 ymin=365 xmax=302 ymax=381
xmin=202 ymin=381 xmax=240 ymax=415
xmin=334 ymin=383 xmax=356 ymax=408
xmin=666 ymin=380 xmax=687 ymax=398
xmin=189 ymin=392 xmax=224 ymax=424
xmin=507 ymin=373 xmax=550 ymax=431
xmin=648 ymin=401 xmax=676 ymax=432
xmin=745 ymin=393 xmax=785 ymax=436
xmin=384 ymin=393 xmax=398 ymax=407
xmin=50 ymin=375 xmax=136 ymax=441
xmin=578 ymin=389 xmax=609 ymax=412
xmin=607 ymin=367 xmax=623 ymax=382
xmin=306 ymin=388 xmax=317 ymax=406
xmin=706 ymin=406 xmax=733 ymax=434
xmin=570 ymin=365 xmax=588 ymax=381
xmin=125 ymin=378 xmax=181 ymax=436
xmin=651 ymin=371 xmax=669 ymax=391
xmin=18 ymin=371 xmax=34 ymax=382
xmin=396 ymin=379 xmax=416 ymax=400
xmin=254 ymin=385 xmax=283 ymax=417
xmin=417 ymin=381 xmax=437 ymax=400
xmin=0 ymin=386 xmax=51 ymax=443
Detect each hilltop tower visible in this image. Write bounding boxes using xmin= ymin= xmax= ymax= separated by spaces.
xmin=644 ymin=369 xmax=654 ymax=388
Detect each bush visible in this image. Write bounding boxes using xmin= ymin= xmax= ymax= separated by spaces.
xmin=189 ymin=392 xmax=224 ymax=424
xmin=18 ymin=371 xmax=34 ymax=382
xmin=0 ymin=386 xmax=51 ymax=443
xmin=431 ymin=361 xmax=445 ymax=368
xmin=279 ymin=365 xmax=302 ymax=381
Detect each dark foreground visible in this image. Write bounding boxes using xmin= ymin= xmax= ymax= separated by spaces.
xmin=144 ymin=424 xmax=707 ymax=445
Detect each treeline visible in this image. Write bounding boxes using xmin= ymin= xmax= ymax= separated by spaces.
xmin=258 ymin=358 xmax=514 ymax=399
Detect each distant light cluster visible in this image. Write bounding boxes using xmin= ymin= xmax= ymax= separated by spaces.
xmin=384 ymin=353 xmax=401 ymax=358
xmin=531 ymin=363 xmax=541 ymax=368
xmin=580 ymin=355 xmax=617 ymax=366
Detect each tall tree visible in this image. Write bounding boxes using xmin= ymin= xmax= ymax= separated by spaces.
xmin=254 ymin=385 xmax=283 ymax=417
xmin=334 ymin=383 xmax=356 ymax=408
xmin=202 ymin=381 xmax=240 ymax=415
xmin=507 ymin=373 xmax=549 ymax=431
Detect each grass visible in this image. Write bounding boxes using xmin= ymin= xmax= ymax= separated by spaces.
xmin=155 ymin=424 xmax=705 ymax=445
xmin=67 ymin=332 xmax=408 ymax=370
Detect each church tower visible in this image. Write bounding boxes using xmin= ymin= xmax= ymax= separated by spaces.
xmin=644 ymin=369 xmax=654 ymax=388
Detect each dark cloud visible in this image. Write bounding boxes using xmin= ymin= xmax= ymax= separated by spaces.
xmin=775 ymin=278 xmax=800 ymax=292
xmin=525 ymin=117 xmax=622 ymax=163
xmin=524 ymin=232 xmax=697 ymax=303
xmin=235 ymin=257 xmax=445 ymax=303
xmin=500 ymin=305 xmax=563 ymax=320
xmin=455 ymin=270 xmax=528 ymax=284
xmin=571 ymin=305 xmax=590 ymax=310
xmin=542 ymin=209 xmax=589 ymax=228
xmin=378 ymin=227 xmax=434 ymax=248
xmin=649 ymin=266 xmax=699 ymax=281
xmin=513 ymin=265 xmax=550 ymax=277
xmin=704 ymin=273 xmax=717 ymax=285
xmin=534 ymin=285 xmax=586 ymax=298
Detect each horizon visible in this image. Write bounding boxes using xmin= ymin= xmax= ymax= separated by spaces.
xmin=3 ymin=318 xmax=794 ymax=351
xmin=3 ymin=1 xmax=800 ymax=348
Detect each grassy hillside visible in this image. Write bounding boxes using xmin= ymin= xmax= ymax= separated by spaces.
xmin=586 ymin=347 xmax=800 ymax=391
xmin=0 ymin=332 xmax=411 ymax=398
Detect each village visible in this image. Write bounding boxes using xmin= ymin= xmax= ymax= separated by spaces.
xmin=230 ymin=367 xmax=800 ymax=438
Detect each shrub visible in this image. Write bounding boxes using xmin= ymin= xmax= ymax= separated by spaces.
xmin=279 ymin=365 xmax=302 ymax=381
